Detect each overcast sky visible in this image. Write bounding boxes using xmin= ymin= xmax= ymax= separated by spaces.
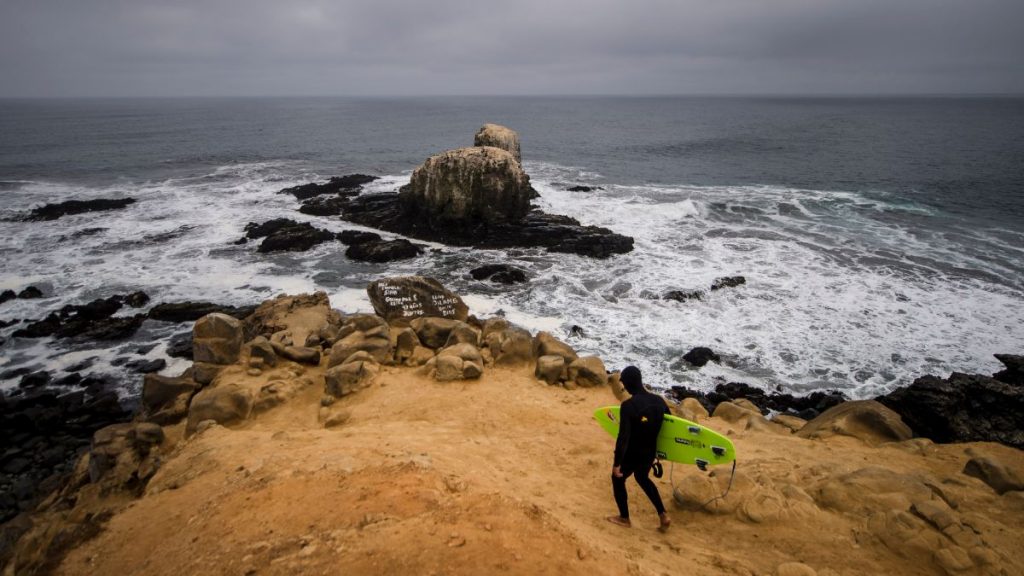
xmin=2 ymin=0 xmax=1022 ymax=97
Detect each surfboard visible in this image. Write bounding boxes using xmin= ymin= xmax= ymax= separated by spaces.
xmin=594 ymin=405 xmax=736 ymax=468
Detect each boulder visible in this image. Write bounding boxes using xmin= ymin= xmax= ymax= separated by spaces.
xmin=337 ymin=230 xmax=383 ymax=245
xmin=249 ymin=338 xmax=278 ymax=367
xmin=242 ymin=219 xmax=336 ymax=253
xmin=12 ymin=295 xmax=146 ymax=340
xmin=535 ymin=355 xmax=565 ymax=385
xmin=298 ymin=195 xmax=349 ymax=216
xmin=399 ymin=146 xmax=532 ymax=231
xmin=444 ymin=323 xmax=480 ymax=348
xmin=436 ymin=344 xmax=484 ymax=381
xmin=410 ymin=317 xmax=462 ymax=349
xmin=192 ymin=362 xmax=222 ymax=386
xmin=367 ymin=277 xmax=469 ymax=323
xmin=771 ymin=414 xmax=807 ymax=433
xmin=328 ymin=331 xmax=392 ymax=367
xmin=568 ymin=356 xmax=607 ymax=387
xmin=876 ymin=372 xmax=1024 ymax=448
xmin=1 ymin=288 xmax=16 ymax=303
xmin=391 ymin=327 xmax=421 ymax=364
xmin=193 ymin=313 xmax=243 ymax=365
xmin=408 ymin=346 xmax=435 ymax=367
xmin=675 ymin=397 xmax=709 ymax=421
xmin=663 ymin=290 xmax=703 ymax=303
xmin=87 ymin=422 xmax=162 ymax=491
xmin=962 ymin=455 xmax=1024 ymax=495
xmin=797 ymin=401 xmax=913 ymax=446
xmin=18 ymin=286 xmax=44 ymax=299
xmin=535 ymin=332 xmax=578 ymax=363
xmin=141 ymin=373 xmax=199 ymax=425
xmin=434 ymin=355 xmax=464 ymax=381
xmin=711 ymin=276 xmax=746 ymax=291
xmin=325 ymin=360 xmax=378 ymax=397
xmin=485 ymin=326 xmax=535 ymax=365
xmin=473 ymin=123 xmax=521 ymax=163
xmin=343 ymin=313 xmax=389 ymax=333
xmin=186 ymin=384 xmax=255 ymax=435
xmin=345 ymin=238 xmax=423 ymax=263
xmin=683 ymin=347 xmax=720 ymax=367
xmin=712 ymin=401 xmax=767 ymax=426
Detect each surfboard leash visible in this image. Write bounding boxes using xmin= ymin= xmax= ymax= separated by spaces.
xmin=668 ymin=460 xmax=738 ymax=510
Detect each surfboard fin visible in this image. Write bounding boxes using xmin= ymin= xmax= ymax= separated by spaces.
xmin=695 ymin=458 xmax=708 ymax=472
xmin=688 ymin=426 xmax=701 ymax=434
xmin=711 ymin=446 xmax=726 ymax=457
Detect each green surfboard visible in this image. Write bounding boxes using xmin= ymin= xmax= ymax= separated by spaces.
xmin=594 ymin=405 xmax=737 ymax=468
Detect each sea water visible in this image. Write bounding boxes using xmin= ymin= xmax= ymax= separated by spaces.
xmin=1 ymin=96 xmax=1022 ymax=399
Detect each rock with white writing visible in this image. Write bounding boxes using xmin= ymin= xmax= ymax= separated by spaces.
xmin=366 ymin=276 xmax=469 ymax=323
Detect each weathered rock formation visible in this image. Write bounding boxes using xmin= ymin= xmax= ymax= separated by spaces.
xmin=19 ymin=198 xmax=136 ymax=222
xmin=12 ymin=293 xmax=149 ymax=340
xmin=474 ymin=123 xmax=521 ymax=163
xmin=290 ymin=126 xmax=633 ymax=258
xmin=367 ymin=276 xmax=469 ymax=323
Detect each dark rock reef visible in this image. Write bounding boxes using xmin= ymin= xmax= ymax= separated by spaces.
xmin=12 ymin=293 xmax=150 ymax=341
xmin=19 ymin=198 xmax=136 ymax=222
xmin=279 ymin=174 xmax=378 ymax=200
xmin=470 ymin=264 xmax=528 ymax=284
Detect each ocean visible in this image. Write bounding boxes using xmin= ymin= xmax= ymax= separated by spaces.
xmin=1 ymin=96 xmax=1022 ymax=400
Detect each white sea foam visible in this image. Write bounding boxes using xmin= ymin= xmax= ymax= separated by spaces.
xmin=2 ymin=160 xmax=1022 ymax=400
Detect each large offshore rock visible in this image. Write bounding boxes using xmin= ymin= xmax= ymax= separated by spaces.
xmin=473 ymin=123 xmax=522 ymax=163
xmin=399 ymin=146 xmax=532 ymax=230
xmin=367 ymin=276 xmax=469 ymax=323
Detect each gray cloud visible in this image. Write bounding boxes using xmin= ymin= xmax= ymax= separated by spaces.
xmin=1 ymin=0 xmax=1022 ymax=96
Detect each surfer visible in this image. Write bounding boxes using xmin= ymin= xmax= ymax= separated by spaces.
xmin=607 ymin=365 xmax=672 ymax=532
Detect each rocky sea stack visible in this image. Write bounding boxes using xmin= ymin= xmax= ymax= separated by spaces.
xmin=336 ymin=125 xmax=634 ymax=258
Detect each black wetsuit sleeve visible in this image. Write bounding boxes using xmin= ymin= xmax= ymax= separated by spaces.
xmin=614 ymin=401 xmax=634 ymax=467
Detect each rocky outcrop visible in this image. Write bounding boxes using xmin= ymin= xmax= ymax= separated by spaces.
xmin=473 ymin=124 xmax=522 ymax=163
xmin=670 ymin=382 xmax=846 ymax=421
xmin=19 ymin=198 xmax=136 ymax=222
xmin=141 ymin=373 xmax=200 ymax=425
xmin=877 ymin=370 xmax=1024 ymax=449
xmin=797 ymin=401 xmax=913 ymax=446
xmin=400 ymin=147 xmax=532 ymax=231
xmin=345 ymin=238 xmax=423 ymax=262
xmin=432 ymin=344 xmax=484 ymax=381
xmin=568 ymin=356 xmax=607 ymax=388
xmin=147 ymin=301 xmax=255 ymax=323
xmin=367 ymin=276 xmax=469 ymax=323
xmin=12 ymin=294 xmax=148 ymax=340
xmin=711 ymin=276 xmax=746 ymax=291
xmin=320 ymin=127 xmax=633 ymax=259
xmin=192 ymin=313 xmax=243 ymax=385
xmin=241 ymin=218 xmax=337 ymax=253
xmin=185 ymin=384 xmax=254 ymax=435
xmin=279 ymin=174 xmax=378 ymax=200
xmin=993 ymin=353 xmax=1023 ymax=386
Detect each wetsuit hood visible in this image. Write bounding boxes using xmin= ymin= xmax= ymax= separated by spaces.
xmin=620 ymin=365 xmax=644 ymax=395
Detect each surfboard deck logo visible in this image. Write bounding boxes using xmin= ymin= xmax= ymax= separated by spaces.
xmin=593 ymin=405 xmax=736 ymax=467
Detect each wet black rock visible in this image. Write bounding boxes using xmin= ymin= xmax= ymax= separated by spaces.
xmin=21 ymin=198 xmax=136 ymax=221
xmin=337 ymin=230 xmax=383 ymax=245
xmin=682 ymin=347 xmax=720 ymax=367
xmin=0 ymin=384 xmax=130 ymax=523
xmin=876 ymin=370 xmax=1024 ymax=448
xmin=669 ymin=382 xmax=846 ymax=419
xmin=339 ymin=193 xmax=633 ymax=259
xmin=17 ymin=286 xmax=43 ymax=299
xmin=18 ymin=371 xmax=51 ymax=389
xmin=470 ymin=264 xmax=528 ymax=284
xmin=567 ymin=185 xmax=600 ymax=192
xmin=243 ymin=219 xmax=337 ymax=253
xmin=664 ymin=290 xmax=703 ymax=303
xmin=1 ymin=367 xmax=33 ymax=381
xmin=166 ymin=332 xmax=194 ymax=358
xmin=122 ymin=291 xmax=150 ymax=308
xmin=0 ymin=319 xmax=20 ymax=329
xmin=148 ymin=302 xmax=256 ymax=323
xmin=52 ymin=373 xmax=83 ymax=387
xmin=993 ymin=353 xmax=1023 ymax=386
xmin=299 ymin=195 xmax=350 ymax=216
xmin=12 ymin=296 xmax=146 ymax=340
xmin=345 ymin=238 xmax=423 ymax=263
xmin=279 ymin=174 xmax=378 ymax=200
xmin=711 ymin=276 xmax=746 ymax=291
xmin=1 ymin=290 xmax=17 ymax=304
xmin=126 ymin=358 xmax=166 ymax=374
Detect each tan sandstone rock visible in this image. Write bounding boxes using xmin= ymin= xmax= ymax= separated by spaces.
xmin=535 ymin=355 xmax=566 ymax=385
xmin=797 ymin=400 xmax=913 ymax=446
xmin=474 ymin=123 xmax=522 ymax=163
xmin=367 ymin=276 xmax=469 ymax=322
xmin=185 ymin=384 xmax=255 ymax=435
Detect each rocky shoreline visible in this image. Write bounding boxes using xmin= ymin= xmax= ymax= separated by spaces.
xmin=1 ymin=276 xmax=1022 ymax=574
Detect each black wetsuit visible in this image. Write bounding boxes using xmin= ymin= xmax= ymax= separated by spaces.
xmin=612 ymin=391 xmax=670 ymax=519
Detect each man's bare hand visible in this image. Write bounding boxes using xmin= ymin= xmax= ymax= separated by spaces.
xmin=612 ymin=465 xmax=623 ymax=478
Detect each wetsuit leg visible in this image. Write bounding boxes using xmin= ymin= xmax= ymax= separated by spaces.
xmin=632 ymin=461 xmax=666 ymax=515
xmin=612 ymin=467 xmax=636 ymax=519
